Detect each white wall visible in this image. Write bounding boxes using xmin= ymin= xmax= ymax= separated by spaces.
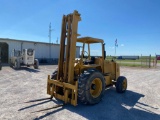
xmin=51 ymin=44 xmax=60 ymax=58
xmin=34 ymin=43 xmax=50 ymax=58
xmin=0 ymin=39 xmax=80 ymax=60
xmin=0 ymin=40 xmax=21 ymax=59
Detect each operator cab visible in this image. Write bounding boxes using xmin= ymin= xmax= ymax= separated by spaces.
xmin=11 ymin=49 xmax=21 ymax=57
xmin=77 ymin=37 xmax=106 ymax=72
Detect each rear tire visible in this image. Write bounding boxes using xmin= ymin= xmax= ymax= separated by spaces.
xmin=116 ymin=76 xmax=127 ymax=93
xmin=78 ymin=69 xmax=105 ymax=105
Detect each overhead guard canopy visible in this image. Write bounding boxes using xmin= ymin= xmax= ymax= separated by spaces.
xmin=77 ymin=37 xmax=104 ymax=44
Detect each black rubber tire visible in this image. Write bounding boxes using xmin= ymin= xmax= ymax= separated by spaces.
xmin=34 ymin=59 xmax=39 ymax=69
xmin=50 ymin=69 xmax=64 ymax=95
xmin=116 ymin=76 xmax=127 ymax=93
xmin=51 ymin=70 xmax=57 ymax=79
xmin=78 ymin=69 xmax=105 ymax=105
xmin=14 ymin=60 xmax=20 ymax=69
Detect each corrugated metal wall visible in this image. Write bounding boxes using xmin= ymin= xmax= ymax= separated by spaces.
xmin=0 ymin=39 xmax=80 ymax=63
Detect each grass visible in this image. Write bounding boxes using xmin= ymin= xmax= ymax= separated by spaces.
xmin=117 ymin=62 xmax=151 ymax=68
xmin=105 ymin=56 xmax=157 ymax=68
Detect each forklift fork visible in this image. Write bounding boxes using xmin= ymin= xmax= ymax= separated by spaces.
xmin=24 ymin=95 xmax=65 ymax=113
xmin=24 ymin=97 xmax=52 ymax=103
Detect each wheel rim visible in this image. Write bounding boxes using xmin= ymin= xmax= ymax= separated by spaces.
xmin=122 ymin=79 xmax=127 ymax=91
xmin=90 ymin=78 xmax=102 ymax=98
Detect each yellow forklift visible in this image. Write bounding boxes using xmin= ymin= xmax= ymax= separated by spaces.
xmin=26 ymin=11 xmax=127 ymax=112
xmin=47 ymin=10 xmax=127 ymax=106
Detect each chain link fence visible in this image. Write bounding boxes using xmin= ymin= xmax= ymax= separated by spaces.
xmin=106 ymin=55 xmax=156 ymax=68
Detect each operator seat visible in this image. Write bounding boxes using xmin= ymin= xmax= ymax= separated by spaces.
xmin=84 ymin=56 xmax=95 ymax=65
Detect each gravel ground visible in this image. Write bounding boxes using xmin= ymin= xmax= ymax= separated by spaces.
xmin=0 ymin=65 xmax=160 ymax=120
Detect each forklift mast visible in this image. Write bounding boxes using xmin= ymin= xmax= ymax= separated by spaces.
xmin=57 ymin=10 xmax=81 ymax=84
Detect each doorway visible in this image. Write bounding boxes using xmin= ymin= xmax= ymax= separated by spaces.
xmin=0 ymin=42 xmax=9 ymax=63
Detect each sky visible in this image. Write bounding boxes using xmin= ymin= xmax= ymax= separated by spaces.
xmin=0 ymin=0 xmax=160 ymax=56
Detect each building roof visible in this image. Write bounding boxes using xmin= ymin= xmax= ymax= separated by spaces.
xmin=0 ymin=38 xmax=80 ymax=47
xmin=0 ymin=38 xmax=59 ymax=45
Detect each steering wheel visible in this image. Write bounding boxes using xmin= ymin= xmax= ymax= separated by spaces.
xmin=81 ymin=51 xmax=88 ymax=58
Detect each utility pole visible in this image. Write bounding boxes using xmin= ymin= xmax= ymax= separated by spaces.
xmin=56 ymin=37 xmax=58 ymax=44
xmin=115 ymin=39 xmax=118 ymax=56
xmin=48 ymin=22 xmax=53 ymax=59
xmin=115 ymin=47 xmax=116 ymax=56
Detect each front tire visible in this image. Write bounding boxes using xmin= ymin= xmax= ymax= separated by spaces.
xmin=14 ymin=60 xmax=20 ymax=69
xmin=51 ymin=70 xmax=57 ymax=79
xmin=34 ymin=59 xmax=39 ymax=69
xmin=116 ymin=76 xmax=127 ymax=93
xmin=78 ymin=69 xmax=105 ymax=105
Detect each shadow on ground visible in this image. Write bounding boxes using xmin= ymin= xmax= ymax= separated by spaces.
xmin=19 ymin=88 xmax=160 ymax=120
xmin=11 ymin=66 xmax=40 ymax=73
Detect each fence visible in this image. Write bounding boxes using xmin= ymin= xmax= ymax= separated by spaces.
xmin=140 ymin=55 xmax=151 ymax=68
xmin=106 ymin=55 xmax=155 ymax=68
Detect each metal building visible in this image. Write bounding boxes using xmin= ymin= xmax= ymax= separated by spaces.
xmin=0 ymin=38 xmax=80 ymax=63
